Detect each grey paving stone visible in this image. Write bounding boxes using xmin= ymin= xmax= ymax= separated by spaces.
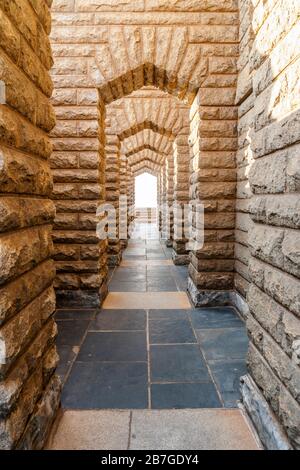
xmin=56 ymin=320 xmax=89 ymax=347
xmin=77 ymin=331 xmax=147 ymax=362
xmin=149 ymin=309 xmax=189 ymax=321
xmin=55 ymin=309 xmax=96 ymax=320
xmin=62 ymin=362 xmax=148 ymax=409
xmin=150 ymin=344 xmax=210 ymax=382
xmin=209 ymin=359 xmax=247 ymax=408
xmin=151 ymin=383 xmax=221 ymax=409
xmin=89 ymin=309 xmax=146 ymax=331
xmin=109 ymin=281 xmax=147 ymax=292
xmin=149 ymin=317 xmax=196 ymax=344
xmin=189 ymin=308 xmax=244 ymax=329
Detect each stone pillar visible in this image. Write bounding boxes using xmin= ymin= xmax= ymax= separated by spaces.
xmin=159 ymin=163 xmax=166 ymax=239
xmin=120 ymin=154 xmax=128 ymax=249
xmin=0 ymin=1 xmax=60 ymax=449
xmin=239 ymin=0 xmax=300 ymax=450
xmin=105 ymin=135 xmax=122 ymax=266
xmin=188 ymin=87 xmax=237 ymax=306
xmin=51 ymin=91 xmax=108 ymax=308
xmin=173 ymin=131 xmax=190 ymax=265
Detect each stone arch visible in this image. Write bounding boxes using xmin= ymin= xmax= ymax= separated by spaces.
xmin=125 ymin=144 xmax=168 ymax=158
xmin=118 ymin=120 xmax=174 ymax=141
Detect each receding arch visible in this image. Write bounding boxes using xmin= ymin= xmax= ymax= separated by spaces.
xmin=125 ymin=144 xmax=168 ymax=158
xmin=118 ymin=120 xmax=175 ymax=141
xmin=97 ymin=61 xmax=207 ymax=105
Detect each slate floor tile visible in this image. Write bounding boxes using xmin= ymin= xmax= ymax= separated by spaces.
xmin=112 ymin=272 xmax=146 ymax=282
xmin=62 ymin=362 xmax=148 ymax=409
xmin=150 ymin=344 xmax=210 ymax=382
xmin=190 ymin=308 xmax=244 ymax=329
xmin=147 ymin=281 xmax=177 ymax=292
xmin=196 ymin=328 xmax=248 ymax=360
xmin=151 ymin=383 xmax=221 ymax=409
xmin=149 ymin=317 xmax=196 ymax=344
xmin=109 ymin=281 xmax=147 ymax=292
xmin=89 ymin=309 xmax=146 ymax=331
xmin=56 ymin=320 xmax=89 ymax=347
xmin=149 ymin=309 xmax=189 ymax=321
xmin=77 ymin=332 xmax=147 ymax=362
xmin=55 ymin=309 xmax=96 ymax=320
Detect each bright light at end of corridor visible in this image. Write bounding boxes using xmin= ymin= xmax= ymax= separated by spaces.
xmin=135 ymin=173 xmax=157 ymax=208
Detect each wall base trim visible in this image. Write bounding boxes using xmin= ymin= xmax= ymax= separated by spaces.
xmin=188 ymin=277 xmax=232 ymax=307
xmin=56 ymin=284 xmax=108 ymax=309
xmin=172 ymin=251 xmax=189 ymax=265
xmin=241 ymin=374 xmax=292 ymax=450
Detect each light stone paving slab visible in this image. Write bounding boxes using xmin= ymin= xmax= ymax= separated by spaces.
xmin=48 ymin=411 xmax=131 ymax=450
xmin=102 ymin=292 xmax=192 ymax=309
xmin=130 ymin=409 xmax=260 ymax=450
xmin=48 ymin=409 xmax=260 ymax=450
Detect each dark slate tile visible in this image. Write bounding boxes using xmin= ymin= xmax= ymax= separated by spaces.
xmin=196 ymin=328 xmax=249 ymax=360
xmin=112 ymin=273 xmax=147 ymax=282
xmin=151 ymin=383 xmax=221 ymax=409
xmin=56 ymin=320 xmax=89 ymax=347
xmin=150 ymin=344 xmax=210 ymax=382
xmin=209 ymin=359 xmax=247 ymax=408
xmin=62 ymin=362 xmax=148 ymax=409
xmin=189 ymin=308 xmax=244 ymax=329
xmin=89 ymin=309 xmax=146 ymax=331
xmin=55 ymin=309 xmax=96 ymax=320
xmin=149 ymin=309 xmax=189 ymax=321
xmin=147 ymin=281 xmax=177 ymax=292
xmin=77 ymin=331 xmax=147 ymax=362
xmin=149 ymin=317 xmax=196 ymax=344
xmin=109 ymin=281 xmax=147 ymax=292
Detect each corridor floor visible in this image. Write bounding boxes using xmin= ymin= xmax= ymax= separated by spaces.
xmin=51 ymin=223 xmax=259 ymax=449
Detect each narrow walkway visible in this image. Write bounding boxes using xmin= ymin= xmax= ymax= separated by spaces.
xmin=51 ymin=221 xmax=259 ymax=449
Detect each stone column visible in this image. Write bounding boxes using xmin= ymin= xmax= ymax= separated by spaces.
xmin=105 ymin=135 xmax=122 ymax=266
xmin=188 ymin=87 xmax=237 ymax=306
xmin=0 ymin=1 xmax=60 ymax=449
xmin=51 ymin=92 xmax=108 ymax=308
xmin=119 ymin=154 xmax=128 ymax=249
xmin=172 ymin=131 xmax=190 ymax=265
xmin=159 ymin=163 xmax=166 ymax=239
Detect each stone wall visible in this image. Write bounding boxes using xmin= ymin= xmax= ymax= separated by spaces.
xmin=239 ymin=0 xmax=300 ymax=450
xmin=0 ymin=0 xmax=60 ymax=449
xmin=173 ymin=131 xmax=190 ymax=265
